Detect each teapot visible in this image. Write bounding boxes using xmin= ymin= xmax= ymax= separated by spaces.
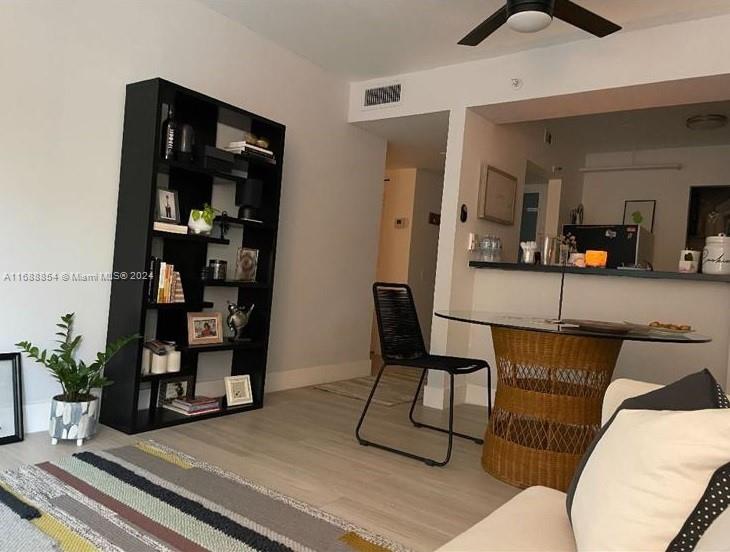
xmin=227 ymin=302 xmax=255 ymax=341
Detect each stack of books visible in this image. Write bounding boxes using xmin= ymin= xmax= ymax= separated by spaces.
xmin=153 ymin=221 xmax=188 ymax=234
xmin=162 ymin=396 xmax=221 ymax=416
xmin=147 ymin=257 xmax=185 ymax=303
xmin=224 ymin=141 xmax=275 ymax=161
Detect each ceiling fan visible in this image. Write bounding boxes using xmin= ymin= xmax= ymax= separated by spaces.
xmin=459 ymin=0 xmax=621 ymax=46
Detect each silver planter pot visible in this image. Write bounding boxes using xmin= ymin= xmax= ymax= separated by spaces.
xmin=49 ymin=395 xmax=99 ymax=446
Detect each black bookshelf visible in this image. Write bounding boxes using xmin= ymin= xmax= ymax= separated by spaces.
xmin=101 ymin=79 xmax=285 ymax=434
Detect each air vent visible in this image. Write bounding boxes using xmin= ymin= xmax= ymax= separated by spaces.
xmin=363 ymin=83 xmax=402 ymax=108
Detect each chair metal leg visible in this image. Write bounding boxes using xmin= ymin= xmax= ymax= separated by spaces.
xmin=409 ymin=369 xmax=485 ymax=445
xmin=355 ymin=362 xmax=387 ymax=445
xmin=356 ymin=365 xmax=462 ymax=466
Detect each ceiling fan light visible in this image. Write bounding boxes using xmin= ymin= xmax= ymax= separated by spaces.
xmin=507 ymin=10 xmax=553 ymax=33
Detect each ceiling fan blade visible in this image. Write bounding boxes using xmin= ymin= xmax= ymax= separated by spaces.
xmin=553 ymin=0 xmax=621 ymax=37
xmin=458 ymin=6 xmax=508 ymax=46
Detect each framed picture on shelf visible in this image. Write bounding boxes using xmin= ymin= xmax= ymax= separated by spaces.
xmin=224 ymin=375 xmax=253 ymax=407
xmin=234 ymin=248 xmax=259 ymax=281
xmin=187 ymin=312 xmax=224 ymax=345
xmin=0 ymin=353 xmax=23 ymax=445
xmin=623 ymin=200 xmax=656 ymax=232
xmin=156 ymin=188 xmax=181 ymax=223
xmin=157 ymin=375 xmax=194 ymax=408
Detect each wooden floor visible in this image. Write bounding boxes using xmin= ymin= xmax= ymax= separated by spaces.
xmin=0 ymin=386 xmax=518 ymax=552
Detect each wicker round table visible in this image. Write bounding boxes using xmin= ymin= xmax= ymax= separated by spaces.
xmin=435 ymin=312 xmax=711 ymax=491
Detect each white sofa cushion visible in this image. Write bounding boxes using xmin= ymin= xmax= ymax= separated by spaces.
xmin=436 ymin=486 xmax=576 ymax=552
xmin=571 ymin=409 xmax=730 ymax=551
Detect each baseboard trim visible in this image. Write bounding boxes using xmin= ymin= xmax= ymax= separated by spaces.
xmin=265 ymin=360 xmax=371 ymax=393
xmin=464 ymin=383 xmax=496 ymax=407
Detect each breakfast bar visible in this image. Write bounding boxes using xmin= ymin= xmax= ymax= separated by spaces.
xmin=435 ymin=311 xmax=710 ymax=490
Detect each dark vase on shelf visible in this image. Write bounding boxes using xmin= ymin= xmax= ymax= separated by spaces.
xmin=161 ymin=105 xmax=178 ymax=160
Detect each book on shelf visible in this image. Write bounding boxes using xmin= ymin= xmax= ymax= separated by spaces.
xmin=149 ymin=262 xmax=184 ymax=304
xmin=161 ymin=403 xmax=221 ymax=416
xmin=224 ymin=141 xmax=275 ymax=159
xmin=171 ymin=396 xmax=220 ymax=413
xmin=153 ymin=221 xmax=188 ymax=234
xmin=143 ymin=339 xmax=176 ymax=355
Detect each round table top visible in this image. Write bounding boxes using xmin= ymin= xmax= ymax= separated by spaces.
xmin=435 ymin=311 xmax=712 ymax=344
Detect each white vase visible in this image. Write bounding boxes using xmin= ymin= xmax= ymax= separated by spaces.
xmin=188 ymin=211 xmax=213 ymax=235
xmin=49 ymin=395 xmax=99 ymax=446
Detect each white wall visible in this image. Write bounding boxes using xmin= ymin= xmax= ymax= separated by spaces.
xmin=349 ymin=15 xmax=730 ymax=123
xmin=408 ymin=170 xmax=443 ymax=347
xmin=581 ymin=145 xmax=730 ymax=271
xmin=377 ymin=169 xmax=417 ymax=283
xmin=0 ymin=0 xmax=386 ymax=432
xmin=427 ymin=109 xmax=577 ymax=406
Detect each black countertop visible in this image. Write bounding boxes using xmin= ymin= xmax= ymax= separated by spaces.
xmin=469 ymin=261 xmax=730 ymax=283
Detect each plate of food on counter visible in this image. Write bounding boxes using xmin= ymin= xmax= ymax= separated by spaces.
xmin=624 ymin=321 xmax=695 ymax=336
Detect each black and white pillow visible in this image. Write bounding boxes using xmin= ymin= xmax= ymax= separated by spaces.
xmin=566 ymin=370 xmax=730 ymax=551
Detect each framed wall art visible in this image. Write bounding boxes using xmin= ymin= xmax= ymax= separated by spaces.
xmin=623 ymin=199 xmax=656 ymax=232
xmin=0 ymin=353 xmax=23 ymax=444
xmin=478 ymin=164 xmax=517 ymax=225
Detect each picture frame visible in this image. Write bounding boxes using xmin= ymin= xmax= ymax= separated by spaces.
xmin=0 ymin=353 xmax=23 ymax=445
xmin=157 ymin=375 xmax=194 ymax=408
xmin=187 ymin=312 xmax=224 ymax=345
xmin=224 ymin=375 xmax=253 ymax=407
xmin=623 ymin=199 xmax=656 ymax=232
xmin=156 ymin=188 xmax=181 ymax=224
xmin=478 ymin=164 xmax=517 ymax=225
xmin=234 ymin=248 xmax=259 ymax=282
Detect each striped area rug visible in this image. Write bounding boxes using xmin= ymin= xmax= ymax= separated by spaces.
xmin=0 ymin=441 xmax=409 ymax=552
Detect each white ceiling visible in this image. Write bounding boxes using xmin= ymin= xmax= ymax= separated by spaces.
xmin=356 ymin=111 xmax=449 ymax=172
xmin=514 ymin=101 xmax=730 ymax=153
xmin=198 ymin=0 xmax=730 ymax=80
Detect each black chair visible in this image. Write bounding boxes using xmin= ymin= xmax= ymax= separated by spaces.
xmin=355 ymin=282 xmax=492 ymax=467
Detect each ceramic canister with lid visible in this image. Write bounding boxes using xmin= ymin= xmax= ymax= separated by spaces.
xmin=702 ymin=234 xmax=730 ymax=275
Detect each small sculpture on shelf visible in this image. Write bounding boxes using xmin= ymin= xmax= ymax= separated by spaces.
xmin=227 ymin=302 xmax=255 ymax=341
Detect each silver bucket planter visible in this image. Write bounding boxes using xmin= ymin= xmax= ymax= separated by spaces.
xmin=49 ymin=395 xmax=99 ymax=446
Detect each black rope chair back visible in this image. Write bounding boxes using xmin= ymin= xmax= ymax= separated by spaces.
xmin=373 ymin=283 xmax=426 ymax=362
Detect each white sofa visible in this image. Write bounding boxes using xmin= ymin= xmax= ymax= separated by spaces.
xmin=436 ymin=378 xmax=665 ymax=552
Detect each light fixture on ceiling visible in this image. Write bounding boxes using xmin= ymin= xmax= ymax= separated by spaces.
xmin=686 ymin=114 xmax=728 ymax=131
xmin=507 ymin=9 xmax=552 ymax=33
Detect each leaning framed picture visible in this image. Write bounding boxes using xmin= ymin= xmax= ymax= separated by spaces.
xmin=0 ymin=353 xmax=23 ymax=445
xmin=478 ymin=164 xmax=517 ymax=225
xmin=156 ymin=188 xmax=181 ymax=224
xmin=187 ymin=312 xmax=224 ymax=346
xmin=224 ymin=375 xmax=253 ymax=407
xmin=157 ymin=375 xmax=194 ymax=408
xmin=623 ymin=199 xmax=656 ymax=232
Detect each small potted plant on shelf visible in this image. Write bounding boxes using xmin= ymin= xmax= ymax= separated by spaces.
xmin=188 ymin=203 xmax=218 ymax=235
xmin=16 ymin=313 xmax=137 ymax=446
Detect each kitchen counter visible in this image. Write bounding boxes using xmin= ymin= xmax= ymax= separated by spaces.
xmin=469 ymin=261 xmax=730 ymax=283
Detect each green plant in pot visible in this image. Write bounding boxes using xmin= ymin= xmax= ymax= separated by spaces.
xmin=16 ymin=313 xmax=137 ymax=446
xmin=188 ymin=203 xmax=218 ymax=235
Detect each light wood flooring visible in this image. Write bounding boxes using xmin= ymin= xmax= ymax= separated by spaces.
xmin=0 ymin=386 xmax=518 ymax=551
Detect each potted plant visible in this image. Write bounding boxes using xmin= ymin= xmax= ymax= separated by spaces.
xmin=16 ymin=313 xmax=137 ymax=446
xmin=188 ymin=203 xmax=218 ymax=235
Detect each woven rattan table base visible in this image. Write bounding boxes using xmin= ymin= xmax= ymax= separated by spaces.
xmin=483 ymin=327 xmax=622 ymax=491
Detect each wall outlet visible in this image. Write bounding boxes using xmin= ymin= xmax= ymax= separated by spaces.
xmin=544 ymin=129 xmax=553 ymax=145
